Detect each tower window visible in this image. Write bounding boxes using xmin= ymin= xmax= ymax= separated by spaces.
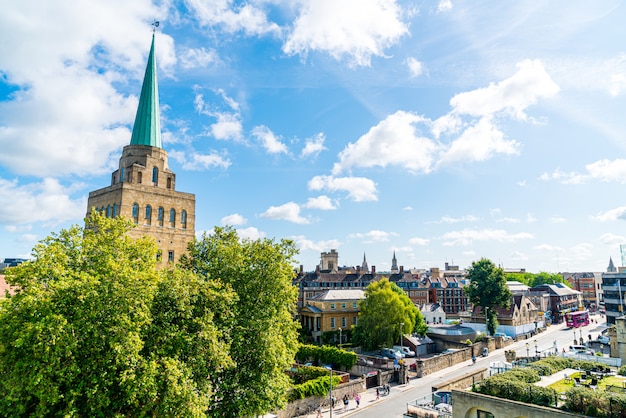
xmin=158 ymin=207 xmax=164 ymax=226
xmin=132 ymin=203 xmax=139 ymax=224
xmin=169 ymin=208 xmax=176 ymax=227
xmin=137 ymin=171 xmax=142 ymax=184
xmin=120 ymin=167 xmax=125 ymax=183
xmin=106 ymin=205 xmax=111 ymax=218
xmin=145 ymin=205 xmax=152 ymax=225
xmin=152 ymin=167 xmax=158 ymax=185
xmin=167 ymin=177 xmax=172 ymax=189
xmin=168 ymin=251 xmax=174 ymax=262
xmin=113 ymin=203 xmax=117 ymax=217
xmin=181 ymin=210 xmax=187 ymax=229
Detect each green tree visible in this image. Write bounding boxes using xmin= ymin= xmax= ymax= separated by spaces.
xmin=465 ymin=258 xmax=512 ymax=336
xmin=353 ymin=278 xmax=427 ymax=351
xmin=0 ymin=212 xmax=235 ymax=417
xmin=180 ymin=227 xmax=300 ymax=418
xmin=506 ymin=271 xmax=567 ymax=287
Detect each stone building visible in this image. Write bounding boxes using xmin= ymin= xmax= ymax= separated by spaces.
xmin=299 ymin=289 xmax=364 ymax=344
xmin=87 ymin=34 xmax=195 ymax=264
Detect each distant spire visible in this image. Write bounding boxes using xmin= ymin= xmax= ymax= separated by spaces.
xmin=361 ymin=253 xmax=369 ymax=273
xmin=130 ymin=32 xmax=162 ymax=148
xmin=608 ymin=257 xmax=617 ymax=272
xmin=391 ymin=251 xmax=398 ymax=272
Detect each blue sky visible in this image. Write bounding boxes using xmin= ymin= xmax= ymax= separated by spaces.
xmin=1 ymin=1 xmax=626 ymax=273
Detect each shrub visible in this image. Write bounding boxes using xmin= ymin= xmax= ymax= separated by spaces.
xmin=296 ymin=344 xmax=357 ymax=370
xmin=618 ymin=365 xmax=626 ymax=376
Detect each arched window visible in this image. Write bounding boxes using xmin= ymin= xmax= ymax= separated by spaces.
xmin=132 ymin=203 xmax=139 ymax=224
xmin=145 ymin=205 xmax=152 ymax=225
xmin=106 ymin=205 xmax=111 ymax=217
xmin=112 ymin=203 xmax=117 ymax=217
xmin=167 ymin=177 xmax=172 ymax=189
xmin=152 ymin=167 xmax=158 ymax=185
xmin=158 ymin=207 xmax=164 ymax=226
xmin=169 ymin=208 xmax=176 ymax=227
xmin=120 ymin=167 xmax=125 ymax=183
xmin=181 ymin=210 xmax=187 ymax=229
xmin=137 ymin=171 xmax=142 ymax=184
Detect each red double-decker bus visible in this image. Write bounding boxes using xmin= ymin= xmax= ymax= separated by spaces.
xmin=565 ymin=310 xmax=589 ymax=328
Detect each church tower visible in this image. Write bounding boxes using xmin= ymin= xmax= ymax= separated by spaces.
xmin=87 ymin=33 xmax=196 ymax=264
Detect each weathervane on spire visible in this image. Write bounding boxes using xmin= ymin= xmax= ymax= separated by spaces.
xmin=152 ymin=20 xmax=160 ymax=33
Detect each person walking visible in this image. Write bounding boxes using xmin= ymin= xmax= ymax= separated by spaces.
xmin=355 ymin=393 xmax=360 ymax=408
xmin=316 ymin=404 xmax=323 ymax=418
xmin=376 ymin=388 xmax=380 ymax=400
xmin=343 ymin=393 xmax=349 ymax=412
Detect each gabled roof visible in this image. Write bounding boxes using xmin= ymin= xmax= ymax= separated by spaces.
xmin=309 ymin=289 xmax=365 ymax=301
xmin=129 ymin=34 xmax=162 ymax=148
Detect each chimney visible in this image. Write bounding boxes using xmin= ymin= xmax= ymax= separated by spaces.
xmin=400 ymin=266 xmax=404 ymax=274
xmin=372 ymin=265 xmax=376 ymax=274
xmin=300 ymin=265 xmax=303 ymax=273
xmin=357 ymin=266 xmax=361 ymax=274
xmin=315 ymin=265 xmax=320 ymax=274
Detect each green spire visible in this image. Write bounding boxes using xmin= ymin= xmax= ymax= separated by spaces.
xmin=130 ymin=34 xmax=162 ymax=148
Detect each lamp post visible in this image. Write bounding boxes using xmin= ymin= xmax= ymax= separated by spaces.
xmin=534 ymin=340 xmax=538 ymax=357
xmin=526 ymin=342 xmax=529 ymax=358
xmin=339 ymin=328 xmax=342 ymax=350
xmin=325 ymin=366 xmax=333 ymax=418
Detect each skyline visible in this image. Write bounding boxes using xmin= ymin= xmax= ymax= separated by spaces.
xmin=1 ymin=1 xmax=626 ymax=273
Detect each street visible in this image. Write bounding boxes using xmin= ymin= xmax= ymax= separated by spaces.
xmin=345 ymin=314 xmax=607 ymax=418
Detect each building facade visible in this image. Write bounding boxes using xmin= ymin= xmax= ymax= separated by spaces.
xmin=299 ymin=289 xmax=364 ymax=344
xmin=86 ymin=34 xmax=195 ymax=264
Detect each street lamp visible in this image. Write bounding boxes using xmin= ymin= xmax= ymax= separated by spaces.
xmin=325 ymin=365 xmax=333 ymax=418
xmin=339 ymin=328 xmax=342 ymax=350
xmin=526 ymin=342 xmax=529 ymax=358
xmin=534 ymin=340 xmax=538 ymax=356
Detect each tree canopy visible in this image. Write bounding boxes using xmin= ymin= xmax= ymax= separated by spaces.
xmin=0 ymin=212 xmax=235 ymax=417
xmin=352 ymin=278 xmax=427 ymax=351
xmin=506 ymin=271 xmax=569 ymax=288
xmin=464 ymin=258 xmax=512 ymax=336
xmin=179 ymin=226 xmax=300 ymax=418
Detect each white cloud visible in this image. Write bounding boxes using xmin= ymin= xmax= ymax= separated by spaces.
xmin=179 ymin=47 xmax=219 ymax=69
xmin=300 ymin=133 xmax=327 ymax=158
xmin=348 ymin=230 xmax=397 ymax=243
xmin=509 ymin=250 xmax=529 ymax=261
xmin=442 ymin=228 xmax=533 ymax=246
xmin=308 ymin=175 xmax=378 ymax=202
xmin=609 ymin=73 xmax=626 ymax=96
xmin=586 ymin=159 xmax=626 ymax=183
xmin=169 ymin=150 xmax=231 ymax=170
xmin=332 ymin=111 xmax=438 ymax=175
xmin=194 ymin=89 xmax=244 ymax=142
xmin=599 ymin=233 xmax=626 ymax=246
xmin=260 ymin=202 xmax=309 ymax=224
xmin=534 ymin=244 xmax=562 ymax=252
xmin=221 ymin=213 xmax=247 ymax=226
xmin=291 ymin=235 xmax=342 ymax=254
xmin=251 ymin=125 xmax=289 ymax=154
xmin=432 ymin=215 xmax=479 ymax=224
xmin=185 ymin=0 xmax=281 ymax=36
xmin=550 ymin=216 xmax=567 ymax=224
xmin=449 ymin=59 xmax=560 ymax=120
xmin=282 ymin=0 xmax=409 ymax=67
xmin=403 ymin=206 xmax=413 ymax=211
xmin=591 ymin=206 xmax=626 ymax=222
xmin=237 ymin=226 xmax=265 ymax=241
xmin=438 ymin=117 xmax=520 ymax=166
xmin=437 ymin=0 xmax=452 ymax=13
xmin=0 ymin=177 xmax=85 ymax=225
xmin=304 ymin=196 xmax=338 ymax=210
xmin=408 ymin=237 xmax=429 ymax=246
xmin=539 ymin=168 xmax=586 ymax=185
xmin=406 ymin=57 xmax=425 ymax=78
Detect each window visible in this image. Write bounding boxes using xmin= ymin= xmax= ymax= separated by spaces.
xmin=169 ymin=208 xmax=176 ymax=227
xmin=132 ymin=203 xmax=139 ymax=223
xmin=156 ymin=251 xmax=162 ymax=262
xmin=330 ymin=303 xmax=335 ymax=310
xmin=353 ymin=302 xmax=357 ymax=309
xmin=167 ymin=177 xmax=172 ymax=189
xmin=353 ymin=317 xmax=357 ymax=325
xmin=137 ymin=171 xmax=142 ymax=184
xmin=145 ymin=205 xmax=152 ymax=225
xmin=168 ymin=251 xmax=174 ymax=262
xmin=342 ymin=317 xmax=346 ymax=327
xmin=106 ymin=205 xmax=111 ymax=217
xmin=112 ymin=203 xmax=117 ymax=217
xmin=158 ymin=207 xmax=164 ymax=226
xmin=342 ymin=303 xmax=346 ymax=309
xmin=477 ymin=411 xmax=494 ymax=418
xmin=330 ymin=318 xmax=335 ymax=328
xmin=181 ymin=210 xmax=187 ymax=229
xmin=152 ymin=166 xmax=158 ymax=184
xmin=120 ymin=168 xmax=124 ymax=183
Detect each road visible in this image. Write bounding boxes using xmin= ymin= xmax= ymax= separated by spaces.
xmin=348 ymin=314 xmax=607 ymax=418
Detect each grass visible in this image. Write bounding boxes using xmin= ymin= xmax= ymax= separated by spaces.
xmin=548 ymin=372 xmax=626 ymax=393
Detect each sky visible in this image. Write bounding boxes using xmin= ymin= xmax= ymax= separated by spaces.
xmin=1 ymin=1 xmax=626 ymax=274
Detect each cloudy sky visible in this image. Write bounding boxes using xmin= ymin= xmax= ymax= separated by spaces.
xmin=1 ymin=0 xmax=626 ymax=273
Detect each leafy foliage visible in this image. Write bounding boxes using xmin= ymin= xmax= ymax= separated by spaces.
xmin=561 ymin=386 xmax=626 ymax=417
xmin=288 ymin=372 xmax=341 ymax=402
xmin=464 ymin=258 xmax=512 ymax=335
xmin=352 ymin=278 xmax=427 ymax=351
xmin=296 ymin=344 xmax=357 ymax=370
xmin=506 ymin=271 xmax=569 ymax=288
xmin=0 ymin=212 xmax=235 ymax=417
xmin=475 ymin=369 xmax=557 ymax=407
xmin=180 ymin=226 xmax=300 ymax=418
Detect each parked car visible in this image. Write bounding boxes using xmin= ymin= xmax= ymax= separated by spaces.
xmin=493 ymin=332 xmax=512 ymax=341
xmin=394 ymin=345 xmax=416 ymax=357
xmin=380 ymin=348 xmax=403 ymax=360
xmin=598 ymin=335 xmax=610 ymax=344
xmin=564 ymin=344 xmax=595 ymax=357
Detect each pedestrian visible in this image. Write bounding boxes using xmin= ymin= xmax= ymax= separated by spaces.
xmin=376 ymin=388 xmax=380 ymax=400
xmin=343 ymin=393 xmax=349 ymax=412
xmin=355 ymin=393 xmax=360 ymax=408
xmin=331 ymin=396 xmax=336 ymax=409
xmin=316 ymin=404 xmax=323 ymax=418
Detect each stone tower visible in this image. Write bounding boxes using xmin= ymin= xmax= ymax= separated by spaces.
xmin=87 ymin=33 xmax=196 ymax=264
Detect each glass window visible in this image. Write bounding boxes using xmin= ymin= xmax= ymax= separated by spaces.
xmin=145 ymin=205 xmax=152 ymax=225
xmin=330 ymin=318 xmax=335 ymax=328
xmin=158 ymin=207 xmax=164 ymax=226
xmin=132 ymin=203 xmax=139 ymax=223
xmin=330 ymin=303 xmax=335 ymax=310
xmin=152 ymin=166 xmax=158 ymax=184
xmin=169 ymin=208 xmax=176 ymax=227
xmin=168 ymin=251 xmax=174 ymax=262
xmin=342 ymin=317 xmax=346 ymax=327
xmin=181 ymin=210 xmax=187 ymax=229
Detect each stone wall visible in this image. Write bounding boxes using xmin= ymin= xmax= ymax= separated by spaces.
xmin=451 ymin=389 xmax=583 ymax=418
xmin=430 ymin=368 xmax=487 ymax=392
xmin=414 ymin=341 xmax=495 ymax=378
xmin=277 ymin=378 xmax=365 ymax=418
